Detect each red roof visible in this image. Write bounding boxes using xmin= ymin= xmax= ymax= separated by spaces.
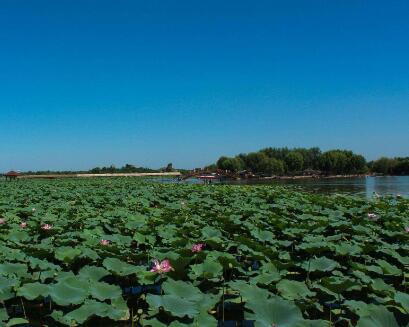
xmin=4 ymin=171 xmax=20 ymax=177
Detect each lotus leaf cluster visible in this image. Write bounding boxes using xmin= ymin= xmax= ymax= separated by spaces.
xmin=0 ymin=178 xmax=408 ymax=326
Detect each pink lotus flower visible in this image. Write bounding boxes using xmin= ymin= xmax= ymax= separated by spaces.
xmin=405 ymin=226 xmax=409 ymax=233
xmin=100 ymin=239 xmax=110 ymax=246
xmin=41 ymin=224 xmax=53 ymax=230
xmin=191 ymin=243 xmax=205 ymax=253
xmin=0 ymin=218 xmax=5 ymax=225
xmin=20 ymin=222 xmax=27 ymax=228
xmin=150 ymin=259 xmax=174 ymax=274
xmin=367 ymin=213 xmax=378 ymax=220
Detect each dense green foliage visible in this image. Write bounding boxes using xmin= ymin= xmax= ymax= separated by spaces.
xmin=370 ymin=157 xmax=409 ymax=176
xmin=0 ymin=179 xmax=408 ymax=326
xmin=24 ymin=164 xmax=159 ymax=175
xmin=217 ymin=147 xmax=368 ymax=176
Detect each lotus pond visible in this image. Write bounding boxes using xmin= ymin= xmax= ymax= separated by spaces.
xmin=0 ymin=178 xmax=408 ymax=326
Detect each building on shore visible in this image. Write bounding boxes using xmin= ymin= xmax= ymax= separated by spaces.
xmin=3 ymin=171 xmax=21 ymax=180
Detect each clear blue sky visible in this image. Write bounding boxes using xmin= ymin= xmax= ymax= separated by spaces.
xmin=1 ymin=1 xmax=408 ymax=171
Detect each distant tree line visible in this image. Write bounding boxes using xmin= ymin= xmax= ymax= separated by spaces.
xmin=216 ymin=147 xmax=369 ymax=176
xmin=89 ymin=164 xmax=158 ymax=174
xmin=368 ymin=157 xmax=409 ymax=175
xmin=23 ymin=163 xmax=176 ymax=175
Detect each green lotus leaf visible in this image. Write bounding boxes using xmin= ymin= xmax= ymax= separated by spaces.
xmin=303 ymin=256 xmax=340 ymax=272
xmin=311 ymin=283 xmax=339 ymax=299
xmin=189 ymin=257 xmax=223 ymax=279
xmin=355 ymin=305 xmax=399 ymax=327
xmin=304 ymin=320 xmax=331 ymax=327
xmin=113 ymin=233 xmax=133 ymax=245
xmin=343 ymin=300 xmax=371 ymax=315
xmin=260 ymin=262 xmax=279 ymax=273
xmin=27 ymin=256 xmax=61 ymax=271
xmin=375 ymin=259 xmax=402 ymax=276
xmin=394 ymin=291 xmax=409 ymax=313
xmin=6 ymin=318 xmax=29 ymax=327
xmin=102 ymin=257 xmax=140 ymax=276
xmin=125 ymin=214 xmax=147 ymax=229
xmin=276 ymin=279 xmax=316 ymax=300
xmin=111 ymin=296 xmax=130 ymax=320
xmin=146 ymin=294 xmax=199 ymax=318
xmin=7 ymin=230 xmax=30 ymax=243
xmin=48 ymin=277 xmax=89 ymax=306
xmin=144 ymin=319 xmax=167 ymax=327
xmin=17 ymin=282 xmax=49 ymax=300
xmin=230 ymin=280 xmax=270 ymax=301
xmin=352 ymin=270 xmax=372 ymax=284
xmin=62 ymin=299 xmax=128 ymax=324
xmin=251 ymin=229 xmax=274 ymax=242
xmin=201 ymin=226 xmax=222 ymax=238
xmin=55 ymin=271 xmax=76 ymax=281
xmin=0 ymin=276 xmax=19 ymax=301
xmin=79 ymin=247 xmax=100 ymax=260
xmin=333 ymin=242 xmax=362 ymax=256
xmin=89 ymin=281 xmax=122 ymax=301
xmin=380 ymin=248 xmax=409 ymax=265
xmin=250 ymin=271 xmax=281 ymax=285
xmin=246 ymin=295 xmax=305 ymax=327
xmin=54 ymin=246 xmax=82 ymax=263
xmin=0 ymin=263 xmax=29 ymax=278
xmin=321 ymin=276 xmax=362 ymax=293
xmin=162 ymin=279 xmax=202 ymax=302
xmin=79 ymin=265 xmax=110 ymax=281
xmin=370 ymin=278 xmax=395 ymax=295
xmin=193 ymin=311 xmax=218 ymax=326
xmin=169 ymin=321 xmax=194 ymax=327
xmin=0 ymin=307 xmax=8 ymax=322
xmin=50 ymin=310 xmax=75 ymax=325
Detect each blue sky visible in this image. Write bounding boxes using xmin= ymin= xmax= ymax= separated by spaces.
xmin=1 ymin=1 xmax=408 ymax=171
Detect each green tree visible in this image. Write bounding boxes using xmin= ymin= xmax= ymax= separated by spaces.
xmin=245 ymin=152 xmax=270 ymax=173
xmin=372 ymin=157 xmax=397 ymax=175
xmin=319 ymin=151 xmax=348 ymax=174
xmin=264 ymin=158 xmax=285 ymax=175
xmin=348 ymin=154 xmax=367 ymax=173
xmin=295 ymin=147 xmax=321 ymax=169
xmin=285 ymin=152 xmax=304 ymax=173
xmin=393 ymin=159 xmax=409 ymax=175
xmin=216 ymin=157 xmax=243 ymax=172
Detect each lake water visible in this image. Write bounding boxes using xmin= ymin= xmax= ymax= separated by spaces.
xmin=157 ymin=176 xmax=409 ymax=198
xmin=228 ymin=176 xmax=409 ymax=197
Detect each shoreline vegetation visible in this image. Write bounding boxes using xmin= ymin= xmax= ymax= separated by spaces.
xmin=213 ymin=147 xmax=409 ymax=177
xmin=259 ymin=173 xmax=371 ymax=180
xmin=6 ymin=172 xmax=399 ymax=181
xmin=3 ymin=147 xmax=409 ymax=179
xmin=17 ymin=172 xmax=181 ymax=179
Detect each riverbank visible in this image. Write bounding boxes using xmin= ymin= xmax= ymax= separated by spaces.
xmin=16 ymin=172 xmax=181 ymax=179
xmin=259 ymin=173 xmax=370 ymax=180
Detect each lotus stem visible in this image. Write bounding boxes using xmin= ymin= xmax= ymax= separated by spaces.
xmin=20 ymin=297 xmax=27 ymax=319
xmin=222 ymin=279 xmax=225 ymax=322
xmin=329 ymin=306 xmax=332 ymax=326
xmin=306 ymin=259 xmax=311 ymax=285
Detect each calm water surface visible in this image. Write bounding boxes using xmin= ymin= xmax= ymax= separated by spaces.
xmin=229 ymin=176 xmax=409 ymax=198
xmin=155 ymin=176 xmax=409 ymax=198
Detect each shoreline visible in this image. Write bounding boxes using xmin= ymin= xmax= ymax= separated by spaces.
xmin=258 ymin=174 xmax=371 ymax=181
xmin=15 ymin=172 xmax=181 ymax=179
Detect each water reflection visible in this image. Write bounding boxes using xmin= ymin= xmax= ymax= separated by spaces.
xmin=152 ymin=176 xmax=409 ymax=198
xmin=230 ymin=176 xmax=409 ymax=198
